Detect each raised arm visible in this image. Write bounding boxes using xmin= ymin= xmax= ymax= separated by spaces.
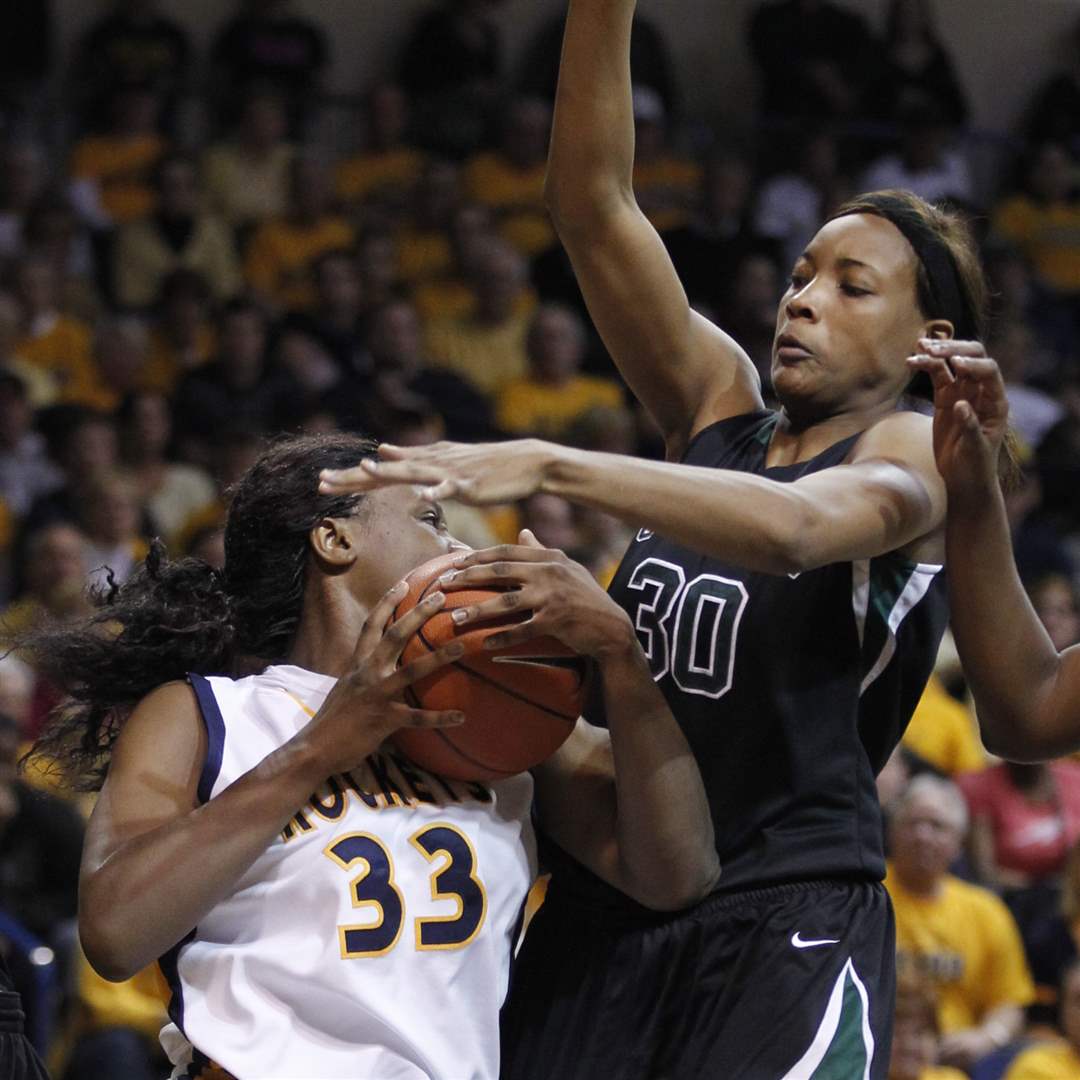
xmin=80 ymin=588 xmax=466 ymax=980
xmin=911 ymin=344 xmax=1080 ymax=760
xmin=548 ymin=0 xmax=762 ymax=456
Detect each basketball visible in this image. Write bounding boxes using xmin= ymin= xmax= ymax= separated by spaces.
xmin=391 ymin=552 xmax=589 ymax=782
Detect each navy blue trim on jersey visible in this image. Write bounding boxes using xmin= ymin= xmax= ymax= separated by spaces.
xmin=190 ymin=674 xmax=225 ymax=805
xmin=158 ymin=927 xmax=196 ymax=1037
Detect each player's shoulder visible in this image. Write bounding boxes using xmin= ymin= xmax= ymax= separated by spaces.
xmin=852 ymin=409 xmax=933 ymax=458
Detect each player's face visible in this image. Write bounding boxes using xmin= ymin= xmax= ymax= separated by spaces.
xmin=771 ymin=214 xmax=932 ymax=420
xmin=354 ymin=487 xmax=469 ymax=602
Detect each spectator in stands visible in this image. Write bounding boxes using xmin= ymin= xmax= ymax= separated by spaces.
xmin=424 ymin=237 xmax=534 ymax=394
xmin=1035 ymin=416 xmax=1080 ymax=562
xmin=10 ymin=255 xmax=97 ymax=404
xmin=858 ymin=97 xmax=975 ymax=208
xmin=992 ymin=141 xmax=1080 ymax=302
xmin=0 ymin=142 xmax=45 ymax=262
xmin=0 ymin=369 xmax=60 ymax=521
xmin=113 ymin=153 xmax=241 ymax=311
xmin=1022 ymin=13 xmax=1080 ymax=152
xmin=355 ymin=228 xmax=402 ymax=314
xmin=629 ymin=86 xmax=701 ymax=234
xmin=960 ymin=751 xmax=1080 ymax=891
xmin=65 ymin=953 xmax=169 ymax=1080
xmin=142 ymin=269 xmax=216 ymax=395
xmin=1003 ymin=960 xmax=1080 ymax=1079
xmin=336 ymin=83 xmax=425 ymax=224
xmin=22 ymin=408 xmax=119 ymax=540
xmin=988 ymin=319 xmax=1064 ymax=451
xmin=335 ymin=298 xmax=495 ymax=443
xmin=887 ymin=775 xmax=1035 ymax=1071
xmin=0 ymin=712 xmax=83 ymax=946
xmin=1029 ymin=573 xmax=1080 ymax=653
xmin=497 ymin=305 xmax=622 ymax=440
xmin=68 ymin=81 xmax=168 ymax=231
xmin=396 ymin=159 xmax=463 ymax=286
xmin=661 ymin=144 xmax=763 ymax=313
xmin=201 ymin=89 xmax=295 ymax=232
xmin=76 ymin=315 xmax=149 ymax=414
xmin=1 ymin=522 xmax=92 ymax=645
xmin=71 ymin=0 xmax=190 ymax=134
xmin=748 ymin=0 xmax=873 ymax=122
xmin=77 ymin=470 xmax=148 ymax=590
xmin=0 ymin=2 xmax=52 ymax=123
xmin=280 ymin=248 xmax=367 ymax=378
xmin=171 ymin=299 xmax=296 ymax=465
xmin=753 ymin=129 xmax=849 ymax=276
xmin=413 ymin=202 xmax=499 ymax=320
xmin=888 ymin=977 xmax=967 ymax=1080
xmin=465 ymin=97 xmax=554 ymax=256
xmin=901 ymin=672 xmax=985 ymax=778
xmin=22 ymin=194 xmax=99 ymax=323
xmin=117 ymin=391 xmax=216 ymax=548
xmin=868 ymin=0 xmax=968 ymax=128
xmin=397 ymin=0 xmax=506 ymax=155
xmin=210 ymin=0 xmax=328 ymax=135
xmin=714 ymin=249 xmax=784 ymax=391
xmin=244 ymin=152 xmax=354 ymax=312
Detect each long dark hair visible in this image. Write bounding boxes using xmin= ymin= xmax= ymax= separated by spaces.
xmin=27 ymin=433 xmax=378 ymax=790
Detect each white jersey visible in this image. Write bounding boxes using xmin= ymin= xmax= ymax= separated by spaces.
xmin=160 ymin=664 xmax=537 ymax=1080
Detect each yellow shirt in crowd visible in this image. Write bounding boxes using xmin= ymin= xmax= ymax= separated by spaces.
xmin=244 ymin=215 xmax=355 ymax=311
xmin=69 ymin=134 xmax=167 ymax=225
xmin=886 ymin=867 xmax=1036 ymax=1035
xmin=1004 ymin=1040 xmax=1080 ymax=1079
xmin=14 ymin=314 xmax=99 ymax=405
xmin=992 ymin=196 xmax=1080 ymax=294
xmin=496 ymin=375 xmax=623 ymax=440
xmin=902 ymin=674 xmax=986 ymax=776
xmin=424 ymin=309 xmax=533 ymax=395
xmin=463 ymin=154 xmax=554 ymax=256
xmin=336 ymin=147 xmax=426 ymax=208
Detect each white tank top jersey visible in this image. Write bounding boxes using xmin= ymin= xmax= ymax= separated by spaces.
xmin=158 ymin=664 xmax=537 ymax=1080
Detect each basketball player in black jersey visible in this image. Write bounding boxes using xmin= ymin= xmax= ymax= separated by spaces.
xmin=319 ymin=2 xmax=993 ymax=1075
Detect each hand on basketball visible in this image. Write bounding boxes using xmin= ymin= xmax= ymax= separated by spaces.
xmin=318 ymin=439 xmax=559 ymax=506
xmin=298 ymin=580 xmax=467 ymax=776
xmin=438 ymin=530 xmax=638 ymax=661
xmin=907 ymin=340 xmax=1009 ymax=509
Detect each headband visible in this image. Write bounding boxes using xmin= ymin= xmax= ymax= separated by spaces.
xmin=835 ymin=202 xmax=978 ymax=340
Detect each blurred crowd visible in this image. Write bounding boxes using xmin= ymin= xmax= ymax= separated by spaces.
xmin=0 ymin=0 xmax=1078 ymax=1077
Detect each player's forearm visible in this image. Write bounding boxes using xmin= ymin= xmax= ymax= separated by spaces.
xmin=946 ymin=490 xmax=1074 ymax=760
xmin=546 ymin=0 xmax=638 ymax=223
xmin=541 ymin=445 xmax=844 ymax=574
xmin=601 ymin=642 xmax=721 ymax=909
xmin=81 ymin=737 xmax=328 ymax=981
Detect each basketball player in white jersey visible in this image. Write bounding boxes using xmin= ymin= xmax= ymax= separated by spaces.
xmin=28 ymin=433 xmax=719 ymax=1080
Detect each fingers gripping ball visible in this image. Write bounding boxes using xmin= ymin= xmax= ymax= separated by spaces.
xmin=392 ymin=553 xmax=588 ymax=781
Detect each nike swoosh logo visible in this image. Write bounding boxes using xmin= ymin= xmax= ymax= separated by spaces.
xmin=635 ymin=529 xmax=654 ymax=542
xmin=790 ymin=932 xmax=839 ymax=949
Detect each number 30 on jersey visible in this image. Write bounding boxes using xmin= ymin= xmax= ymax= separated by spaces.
xmin=627 ymin=557 xmax=748 ymax=699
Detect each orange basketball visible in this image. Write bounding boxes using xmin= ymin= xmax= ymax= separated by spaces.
xmin=390 ymin=552 xmax=589 ymax=782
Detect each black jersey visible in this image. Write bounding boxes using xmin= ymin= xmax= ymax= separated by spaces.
xmin=595 ymin=410 xmax=947 ymax=895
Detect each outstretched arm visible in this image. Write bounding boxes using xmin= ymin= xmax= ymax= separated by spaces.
xmin=911 ymin=343 xmax=1080 ymax=760
xmin=323 ymin=412 xmax=945 ymax=575
xmin=548 ymin=0 xmax=762 ymax=457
